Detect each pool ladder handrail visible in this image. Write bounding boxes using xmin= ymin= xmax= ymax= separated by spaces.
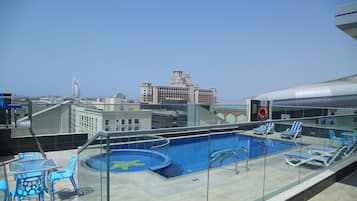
xmin=209 ymin=147 xmax=249 ymax=175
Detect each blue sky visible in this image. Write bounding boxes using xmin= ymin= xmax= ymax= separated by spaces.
xmin=1 ymin=0 xmax=357 ymax=102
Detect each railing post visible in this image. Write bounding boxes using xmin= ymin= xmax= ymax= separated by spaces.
xmin=3 ymin=165 xmax=9 ymax=201
xmin=28 ymin=99 xmax=47 ymax=159
xmin=5 ymin=109 xmax=9 ymax=128
xmin=245 ymin=149 xmax=249 ymax=171
xmin=206 ymin=129 xmax=211 ymax=201
xmin=234 ymin=155 xmax=238 ymax=175
xmin=106 ymin=136 xmax=110 ymax=201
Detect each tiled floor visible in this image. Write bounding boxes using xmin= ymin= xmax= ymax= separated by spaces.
xmin=76 ymin=131 xmax=342 ymax=201
xmin=309 ymin=171 xmax=357 ymax=201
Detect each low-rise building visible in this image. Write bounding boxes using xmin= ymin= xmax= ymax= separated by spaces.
xmin=73 ymin=95 xmax=151 ymax=136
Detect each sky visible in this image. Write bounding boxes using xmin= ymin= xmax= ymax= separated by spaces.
xmin=1 ymin=0 xmax=357 ymax=102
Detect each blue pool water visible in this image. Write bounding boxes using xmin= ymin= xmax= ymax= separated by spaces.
xmin=86 ymin=133 xmax=300 ymax=178
xmin=86 ymin=149 xmax=171 ymax=172
xmin=155 ymin=133 xmax=300 ymax=178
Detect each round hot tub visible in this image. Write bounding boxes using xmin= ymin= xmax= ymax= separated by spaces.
xmin=86 ymin=149 xmax=171 ymax=172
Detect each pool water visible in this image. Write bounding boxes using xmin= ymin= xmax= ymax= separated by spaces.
xmin=155 ymin=133 xmax=300 ymax=178
xmin=86 ymin=133 xmax=300 ymax=178
xmin=86 ymin=149 xmax=171 ymax=172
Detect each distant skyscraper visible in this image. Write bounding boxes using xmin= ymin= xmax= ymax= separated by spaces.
xmin=72 ymin=77 xmax=80 ymax=102
xmin=140 ymin=70 xmax=217 ymax=105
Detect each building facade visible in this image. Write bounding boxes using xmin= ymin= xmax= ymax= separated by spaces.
xmin=151 ymin=110 xmax=187 ymax=129
xmin=254 ymin=74 xmax=357 ymax=108
xmin=140 ymin=70 xmax=217 ymax=105
xmin=336 ymin=2 xmax=357 ymax=40
xmin=72 ymin=104 xmax=152 ymax=136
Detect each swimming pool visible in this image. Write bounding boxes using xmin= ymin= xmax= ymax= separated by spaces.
xmin=155 ymin=133 xmax=300 ymax=178
xmin=86 ymin=133 xmax=300 ymax=178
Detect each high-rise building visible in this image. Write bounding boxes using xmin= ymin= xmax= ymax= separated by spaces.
xmin=72 ymin=77 xmax=80 ymax=103
xmin=140 ymin=70 xmax=217 ymax=105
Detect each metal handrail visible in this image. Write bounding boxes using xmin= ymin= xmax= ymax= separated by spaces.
xmin=77 ymin=134 xmax=170 ymax=154
xmin=109 ymin=135 xmax=170 ymax=149
xmin=97 ymin=124 xmax=239 ymax=137
xmin=208 ymin=147 xmax=249 ymax=175
xmin=77 ymin=133 xmax=100 ymax=154
xmin=100 ymin=113 xmax=357 ymax=137
xmin=77 ymin=124 xmax=238 ymax=154
xmin=77 ymin=112 xmax=357 ymax=154
xmin=3 ymin=98 xmax=355 ymax=111
xmin=272 ymin=104 xmax=357 ymax=110
xmin=0 ymin=158 xmax=18 ymax=167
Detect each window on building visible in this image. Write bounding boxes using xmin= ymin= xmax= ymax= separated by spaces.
xmin=134 ymin=126 xmax=139 ymax=130
xmin=105 ymin=120 xmax=109 ymax=125
xmin=128 ymin=127 xmax=132 ymax=131
xmin=128 ymin=119 xmax=132 ymax=124
xmin=121 ymin=127 xmax=125 ymax=131
xmin=105 ymin=128 xmax=109 ymax=131
xmin=134 ymin=119 xmax=139 ymax=124
xmin=121 ymin=119 xmax=125 ymax=124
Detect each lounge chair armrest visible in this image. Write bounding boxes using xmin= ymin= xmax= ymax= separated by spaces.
xmin=50 ymin=170 xmax=66 ymax=175
xmin=55 ymin=170 xmax=67 ymax=173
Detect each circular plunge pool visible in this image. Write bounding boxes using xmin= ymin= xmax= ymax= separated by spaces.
xmin=86 ymin=149 xmax=171 ymax=172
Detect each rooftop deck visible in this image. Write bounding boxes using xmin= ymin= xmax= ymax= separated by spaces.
xmin=1 ymin=128 xmax=356 ymax=201
xmin=76 ymin=131 xmax=357 ymax=201
xmin=309 ymin=170 xmax=357 ymax=201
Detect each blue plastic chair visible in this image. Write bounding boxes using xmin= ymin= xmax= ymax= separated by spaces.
xmin=10 ymin=172 xmax=46 ymax=201
xmin=0 ymin=179 xmax=7 ymax=201
xmin=49 ymin=155 xmax=78 ymax=201
xmin=328 ymin=130 xmax=350 ymax=146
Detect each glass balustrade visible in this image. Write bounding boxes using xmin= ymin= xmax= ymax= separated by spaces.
xmin=1 ymin=99 xmax=357 ymax=201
